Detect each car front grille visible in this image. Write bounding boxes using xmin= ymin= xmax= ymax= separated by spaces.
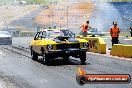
xmin=57 ymin=43 xmax=80 ymax=49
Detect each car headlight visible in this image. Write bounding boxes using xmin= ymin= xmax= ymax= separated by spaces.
xmin=83 ymin=43 xmax=89 ymax=48
xmin=47 ymin=44 xmax=53 ymax=50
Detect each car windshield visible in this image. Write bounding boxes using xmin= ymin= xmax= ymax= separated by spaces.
xmin=46 ymin=29 xmax=75 ymax=38
xmin=0 ymin=31 xmax=11 ymax=35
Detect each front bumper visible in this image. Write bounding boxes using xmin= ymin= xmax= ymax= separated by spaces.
xmin=48 ymin=48 xmax=88 ymax=53
xmin=45 ymin=48 xmax=88 ymax=57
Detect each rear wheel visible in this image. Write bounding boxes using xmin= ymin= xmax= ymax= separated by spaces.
xmin=31 ymin=50 xmax=38 ymax=61
xmin=80 ymin=52 xmax=86 ymax=64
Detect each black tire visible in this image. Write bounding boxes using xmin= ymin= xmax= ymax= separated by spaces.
xmin=42 ymin=53 xmax=49 ymax=65
xmin=80 ymin=52 xmax=86 ymax=64
xmin=31 ymin=50 xmax=38 ymax=61
xmin=63 ymin=55 xmax=69 ymax=62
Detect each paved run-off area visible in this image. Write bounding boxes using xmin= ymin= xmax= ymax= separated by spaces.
xmin=0 ymin=37 xmax=132 ymax=88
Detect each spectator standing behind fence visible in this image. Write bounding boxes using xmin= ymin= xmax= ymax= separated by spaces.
xmin=109 ymin=22 xmax=120 ymax=46
xmin=80 ymin=21 xmax=91 ymax=37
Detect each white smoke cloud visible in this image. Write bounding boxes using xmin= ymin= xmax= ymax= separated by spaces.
xmin=90 ymin=0 xmax=123 ymax=31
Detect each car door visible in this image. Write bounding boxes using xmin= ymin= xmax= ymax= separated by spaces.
xmin=32 ymin=31 xmax=47 ymax=54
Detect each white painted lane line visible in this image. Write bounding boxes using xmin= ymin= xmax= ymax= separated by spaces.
xmin=0 ymin=50 xmax=6 ymax=57
xmin=0 ymin=80 xmax=6 ymax=88
xmin=102 ymin=38 xmax=108 ymax=39
xmin=0 ymin=51 xmax=3 ymax=55
xmin=123 ymin=39 xmax=132 ymax=41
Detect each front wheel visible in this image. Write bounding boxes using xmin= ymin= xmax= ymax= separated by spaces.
xmin=80 ymin=52 xmax=86 ymax=64
xmin=63 ymin=55 xmax=69 ymax=62
xmin=31 ymin=50 xmax=38 ymax=61
xmin=42 ymin=53 xmax=49 ymax=65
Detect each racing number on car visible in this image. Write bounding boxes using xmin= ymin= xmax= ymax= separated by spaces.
xmin=89 ymin=40 xmax=97 ymax=49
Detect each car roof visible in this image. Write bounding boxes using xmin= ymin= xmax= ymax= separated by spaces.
xmin=0 ymin=31 xmax=12 ymax=37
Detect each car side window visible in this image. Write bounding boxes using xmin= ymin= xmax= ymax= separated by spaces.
xmin=39 ymin=32 xmax=43 ymax=38
xmin=34 ymin=32 xmax=40 ymax=39
xmin=38 ymin=31 xmax=46 ymax=39
xmin=69 ymin=31 xmax=75 ymax=38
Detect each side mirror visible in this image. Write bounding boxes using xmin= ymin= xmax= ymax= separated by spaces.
xmin=34 ymin=37 xmax=41 ymax=40
xmin=76 ymin=35 xmax=81 ymax=38
xmin=91 ymin=35 xmax=95 ymax=37
xmin=34 ymin=37 xmax=39 ymax=40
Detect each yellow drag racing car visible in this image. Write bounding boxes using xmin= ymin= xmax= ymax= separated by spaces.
xmin=29 ymin=29 xmax=89 ymax=65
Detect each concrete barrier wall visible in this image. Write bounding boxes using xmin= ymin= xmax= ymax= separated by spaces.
xmin=18 ymin=31 xmax=34 ymax=37
xmin=110 ymin=44 xmax=132 ymax=58
xmin=79 ymin=36 xmax=106 ymax=54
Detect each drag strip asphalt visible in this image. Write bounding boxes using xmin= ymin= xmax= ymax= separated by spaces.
xmin=0 ymin=45 xmax=131 ymax=88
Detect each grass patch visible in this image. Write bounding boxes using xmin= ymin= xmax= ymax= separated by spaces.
xmin=0 ymin=0 xmax=64 ymax=5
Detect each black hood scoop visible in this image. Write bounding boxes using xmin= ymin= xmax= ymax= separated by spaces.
xmin=57 ymin=36 xmax=69 ymax=41
xmin=54 ymin=36 xmax=79 ymax=43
